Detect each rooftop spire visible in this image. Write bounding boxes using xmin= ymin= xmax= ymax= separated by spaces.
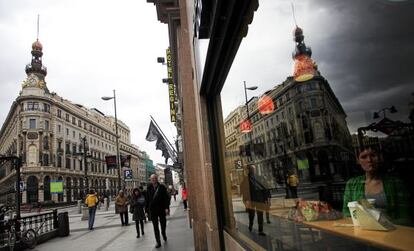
xmin=22 ymin=15 xmax=48 ymax=91
xmin=291 ymin=7 xmax=318 ymax=82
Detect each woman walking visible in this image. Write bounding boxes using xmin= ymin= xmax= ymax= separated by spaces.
xmin=130 ymin=188 xmax=146 ymax=238
xmin=182 ymin=185 xmax=188 ymax=211
xmin=115 ymin=190 xmax=129 ymax=226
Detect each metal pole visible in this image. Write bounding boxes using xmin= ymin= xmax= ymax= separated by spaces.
xmin=113 ymin=90 xmax=122 ymax=191
xmin=243 ymin=81 xmax=253 ymax=161
xmin=15 ymin=157 xmax=21 ymax=219
xmin=83 ymin=137 xmax=88 ymax=195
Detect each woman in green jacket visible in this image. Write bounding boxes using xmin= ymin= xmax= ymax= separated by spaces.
xmin=342 ymin=148 xmax=410 ymax=225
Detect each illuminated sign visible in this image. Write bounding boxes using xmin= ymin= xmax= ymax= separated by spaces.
xmin=240 ymin=119 xmax=252 ymax=133
xmin=166 ymin=48 xmax=177 ymax=122
xmin=258 ymin=95 xmax=275 ymax=115
xmin=293 ymin=54 xmax=316 ymax=82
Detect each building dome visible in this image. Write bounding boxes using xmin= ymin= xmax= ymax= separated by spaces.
xmin=32 ymin=40 xmax=43 ymax=51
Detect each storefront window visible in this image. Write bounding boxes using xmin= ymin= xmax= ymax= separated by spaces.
xmin=218 ymin=1 xmax=414 ymax=250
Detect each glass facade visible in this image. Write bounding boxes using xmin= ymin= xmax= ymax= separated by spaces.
xmin=216 ymin=1 xmax=414 ymax=250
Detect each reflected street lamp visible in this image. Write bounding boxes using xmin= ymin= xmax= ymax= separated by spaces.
xmin=373 ymin=106 xmax=397 ymax=119
xmin=102 ymin=90 xmax=122 ymax=191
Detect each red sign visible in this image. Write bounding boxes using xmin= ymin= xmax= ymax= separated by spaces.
xmin=240 ymin=119 xmax=252 ymax=133
xmin=258 ymin=95 xmax=275 ymax=115
xmin=293 ymin=54 xmax=316 ymax=82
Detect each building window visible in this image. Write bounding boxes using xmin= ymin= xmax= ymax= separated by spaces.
xmin=58 ymin=124 xmax=61 ymax=133
xmin=57 ymin=109 xmax=61 ymax=118
xmin=27 ymin=102 xmax=39 ymax=111
xmin=65 ymin=143 xmax=70 ymax=153
xmin=43 ymin=136 xmax=49 ymax=150
xmin=65 ymin=158 xmax=71 ymax=169
xmin=66 ymin=128 xmax=69 ymax=136
xmin=43 ymin=154 xmax=49 ymax=166
xmin=72 ymin=117 xmax=76 ymax=125
xmin=78 ymin=120 xmax=82 ymax=127
xmin=57 ymin=156 xmax=62 ymax=167
xmin=66 ymin=114 xmax=70 ymax=122
xmin=29 ymin=119 xmax=36 ymax=129
xmin=44 ymin=120 xmax=49 ymax=130
xmin=43 ymin=103 xmax=50 ymax=113
xmin=311 ymin=98 xmax=317 ymax=108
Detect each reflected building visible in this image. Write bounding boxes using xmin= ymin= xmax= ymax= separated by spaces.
xmin=225 ymin=27 xmax=354 ymax=189
xmin=0 ymin=38 xmax=140 ymax=205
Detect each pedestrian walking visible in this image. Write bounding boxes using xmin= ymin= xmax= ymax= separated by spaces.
xmin=173 ymin=188 xmax=177 ymax=202
xmin=287 ymin=170 xmax=299 ymax=198
xmin=146 ymin=174 xmax=170 ymax=248
xmin=115 ymin=190 xmax=129 ymax=226
xmin=139 ymin=186 xmax=148 ymax=223
xmin=85 ymin=189 xmax=99 ymax=230
xmin=240 ymin=165 xmax=268 ymax=236
xmin=182 ymin=184 xmax=188 ymax=210
xmin=130 ymin=188 xmax=146 ymax=238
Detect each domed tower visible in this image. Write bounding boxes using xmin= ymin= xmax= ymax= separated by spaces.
xmin=21 ymin=38 xmax=49 ymax=93
xmin=292 ymin=26 xmax=318 ymax=82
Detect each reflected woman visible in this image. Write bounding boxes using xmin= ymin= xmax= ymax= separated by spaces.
xmin=342 ymin=148 xmax=410 ymax=225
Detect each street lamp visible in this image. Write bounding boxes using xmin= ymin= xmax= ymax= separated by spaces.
xmin=74 ymin=136 xmax=90 ymax=197
xmin=373 ymin=106 xmax=397 ymax=119
xmin=102 ymin=90 xmax=122 ymax=192
xmin=242 ymin=81 xmax=257 ymax=160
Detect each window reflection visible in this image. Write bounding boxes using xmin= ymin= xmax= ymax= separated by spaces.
xmin=220 ymin=0 xmax=414 ymax=250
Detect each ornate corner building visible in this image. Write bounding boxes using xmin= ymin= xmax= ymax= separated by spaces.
xmin=0 ymin=38 xmax=143 ymax=205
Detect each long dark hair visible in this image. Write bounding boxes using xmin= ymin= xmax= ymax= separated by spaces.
xmin=132 ymin=188 xmax=141 ymax=198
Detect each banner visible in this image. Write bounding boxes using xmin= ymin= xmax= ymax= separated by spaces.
xmin=50 ymin=181 xmax=63 ymax=194
xmin=121 ymin=155 xmax=131 ymax=168
xmin=105 ymin=155 xmax=117 ymax=169
xmin=297 ymin=158 xmax=309 ymax=170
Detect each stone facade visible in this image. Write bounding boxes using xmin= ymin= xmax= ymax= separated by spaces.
xmin=0 ymin=39 xmax=142 ymax=205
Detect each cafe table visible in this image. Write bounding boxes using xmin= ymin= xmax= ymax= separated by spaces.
xmin=301 ymin=218 xmax=414 ymax=251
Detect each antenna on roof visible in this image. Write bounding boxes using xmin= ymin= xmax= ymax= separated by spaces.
xmin=291 ymin=2 xmax=298 ymax=27
xmin=36 ymin=14 xmax=40 ymax=40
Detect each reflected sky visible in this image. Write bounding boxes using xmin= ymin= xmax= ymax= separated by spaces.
xmin=221 ymin=0 xmax=414 ymax=133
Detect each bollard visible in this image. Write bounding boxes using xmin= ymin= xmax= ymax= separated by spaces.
xmin=104 ymin=198 xmax=109 ymax=211
xmin=77 ymin=200 xmax=82 ymax=214
xmin=81 ymin=206 xmax=89 ymax=221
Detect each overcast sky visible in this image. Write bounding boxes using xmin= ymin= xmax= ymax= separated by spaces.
xmin=0 ymin=0 xmax=173 ymax=164
xmin=1 ymin=0 xmax=414 ymax=165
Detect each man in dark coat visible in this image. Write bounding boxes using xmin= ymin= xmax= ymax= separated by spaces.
xmin=240 ymin=165 xmax=269 ymax=236
xmin=146 ymin=174 xmax=170 ymax=248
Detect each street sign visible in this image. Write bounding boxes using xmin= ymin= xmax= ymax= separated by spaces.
xmin=124 ymin=169 xmax=133 ymax=180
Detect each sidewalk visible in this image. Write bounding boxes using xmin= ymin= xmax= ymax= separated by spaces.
xmin=35 ymin=199 xmax=194 ymax=251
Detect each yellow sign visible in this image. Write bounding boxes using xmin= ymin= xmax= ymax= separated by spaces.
xmin=166 ymin=47 xmax=176 ymax=122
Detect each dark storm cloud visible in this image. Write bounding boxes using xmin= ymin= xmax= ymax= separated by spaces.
xmin=310 ymin=0 xmax=414 ymax=127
